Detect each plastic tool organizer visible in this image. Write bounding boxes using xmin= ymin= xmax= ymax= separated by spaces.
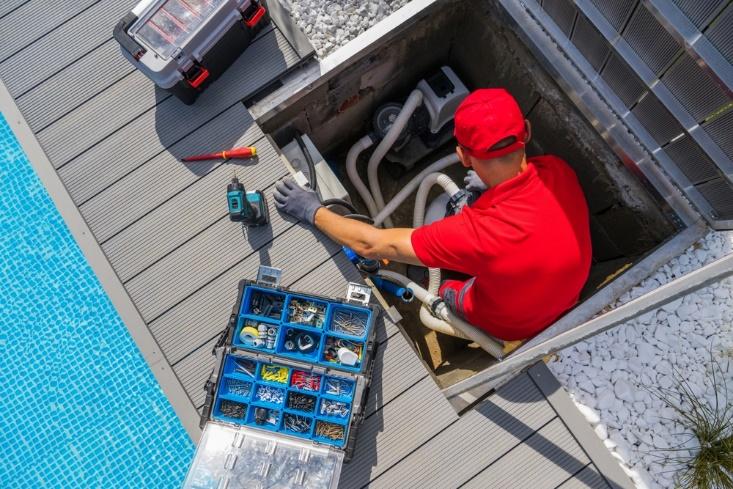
xmin=184 ymin=267 xmax=379 ymax=489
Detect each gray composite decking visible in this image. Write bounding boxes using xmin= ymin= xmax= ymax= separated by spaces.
xmin=0 ymin=2 xmax=633 ymax=488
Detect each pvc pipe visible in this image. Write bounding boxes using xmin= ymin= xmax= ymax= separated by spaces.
xmin=372 ymin=153 xmax=461 ymax=227
xmin=367 ymin=89 xmax=424 ymax=227
xmin=371 ymin=276 xmax=414 ymax=303
xmin=376 ymin=270 xmax=504 ymax=359
xmin=345 ymin=134 xmax=379 ymax=217
xmin=412 ymin=172 xmax=460 ymax=227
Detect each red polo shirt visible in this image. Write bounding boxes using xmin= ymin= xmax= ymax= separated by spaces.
xmin=411 ymin=155 xmax=592 ymax=340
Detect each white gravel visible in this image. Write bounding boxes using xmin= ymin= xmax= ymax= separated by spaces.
xmin=282 ymin=0 xmax=411 ymax=57
xmin=549 ymin=231 xmax=733 ymax=489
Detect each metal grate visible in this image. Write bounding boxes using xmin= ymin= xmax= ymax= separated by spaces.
xmin=541 ymin=0 xmax=577 ymax=37
xmin=571 ymin=13 xmax=610 ymax=71
xmin=601 ymin=52 xmax=648 ymax=107
xmin=661 ymin=53 xmax=731 ymax=122
xmin=664 ymin=135 xmax=722 ymax=184
xmin=631 ymin=92 xmax=685 ymax=145
xmin=696 ymin=178 xmax=733 ymax=219
xmin=622 ymin=5 xmax=681 ymax=75
xmin=703 ymin=108 xmax=733 ymax=161
xmin=588 ymin=0 xmax=637 ymax=31
xmin=705 ymin=4 xmax=733 ymax=65
xmin=672 ymin=0 xmax=727 ymax=29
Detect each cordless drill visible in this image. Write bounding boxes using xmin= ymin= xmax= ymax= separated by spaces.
xmin=227 ymin=177 xmax=268 ymax=226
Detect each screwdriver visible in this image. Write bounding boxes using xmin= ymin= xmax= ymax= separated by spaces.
xmin=180 ymin=146 xmax=257 ymax=162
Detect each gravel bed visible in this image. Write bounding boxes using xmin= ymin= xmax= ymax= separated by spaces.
xmin=549 ymin=231 xmax=733 ymax=489
xmin=282 ymin=0 xmax=411 ymax=57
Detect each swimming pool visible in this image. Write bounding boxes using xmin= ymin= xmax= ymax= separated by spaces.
xmin=0 ymin=113 xmax=194 ymax=487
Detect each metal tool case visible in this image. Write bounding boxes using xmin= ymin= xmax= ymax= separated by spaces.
xmin=184 ymin=267 xmax=380 ymax=488
xmin=114 ymin=0 xmax=269 ymax=104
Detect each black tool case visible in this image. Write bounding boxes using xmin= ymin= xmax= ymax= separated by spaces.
xmin=183 ymin=266 xmax=380 ymax=488
xmin=114 ymin=0 xmax=269 ymax=105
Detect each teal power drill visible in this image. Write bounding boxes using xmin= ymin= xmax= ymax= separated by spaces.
xmin=227 ymin=177 xmax=268 ymax=226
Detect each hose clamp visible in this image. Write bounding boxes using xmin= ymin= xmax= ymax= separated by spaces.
xmin=429 ymin=299 xmax=445 ymax=317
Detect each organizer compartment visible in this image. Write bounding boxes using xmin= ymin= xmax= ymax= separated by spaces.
xmin=276 ymin=326 xmax=322 ymax=361
xmin=289 ymin=370 xmax=322 ymax=392
xmin=258 ymin=364 xmax=290 ymax=385
xmin=241 ymin=286 xmax=286 ymax=321
xmin=318 ymin=398 xmax=351 ymax=420
xmin=253 ymin=384 xmax=286 ymax=407
xmin=247 ymin=405 xmax=282 ymax=431
xmin=321 ymin=336 xmax=364 ymax=370
xmin=221 ymin=377 xmax=253 ymax=399
xmin=282 ymin=413 xmax=314 ymax=439
xmin=322 ymin=376 xmax=354 ymax=399
xmin=285 ymin=295 xmax=328 ymax=328
xmin=214 ymin=398 xmax=248 ymax=421
xmin=287 ymin=391 xmax=317 ymax=413
xmin=234 ymin=316 xmax=280 ymax=351
xmin=327 ymin=305 xmax=370 ymax=339
xmin=313 ymin=420 xmax=347 ymax=446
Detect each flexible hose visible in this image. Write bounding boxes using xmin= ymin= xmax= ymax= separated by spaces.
xmin=295 ymin=133 xmax=317 ymax=193
xmin=375 ymin=270 xmax=504 ymax=359
xmin=372 ymin=153 xmax=461 ymax=227
xmin=367 ymin=89 xmax=424 ymax=227
xmin=345 ymin=135 xmax=379 ymax=218
xmin=322 ymin=198 xmax=358 ymax=214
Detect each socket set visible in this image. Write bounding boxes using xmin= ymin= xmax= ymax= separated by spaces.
xmin=231 ymin=284 xmax=377 ymax=373
xmin=212 ymin=353 xmax=359 ymax=448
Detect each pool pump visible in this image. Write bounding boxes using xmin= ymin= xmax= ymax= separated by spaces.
xmin=372 ymin=66 xmax=469 ymax=174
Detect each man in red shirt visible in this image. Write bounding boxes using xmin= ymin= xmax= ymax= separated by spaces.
xmin=274 ymin=89 xmax=592 ymax=341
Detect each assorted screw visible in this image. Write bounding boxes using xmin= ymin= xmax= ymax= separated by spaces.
xmin=331 ymin=310 xmax=368 ymax=337
xmin=284 ymin=413 xmax=312 ymax=434
xmin=220 ymin=400 xmax=247 ymax=419
xmin=261 ymin=364 xmax=289 ymax=384
xmin=320 ymin=399 xmax=349 ymax=418
xmin=290 ymin=370 xmax=321 ymax=392
xmin=234 ymin=359 xmax=256 ymax=377
xmin=255 ymin=385 xmax=285 ymax=405
xmin=288 ymin=392 xmax=317 ymax=413
xmin=288 ymin=298 xmax=326 ymax=327
xmin=250 ymin=291 xmax=284 ymax=320
xmin=315 ymin=421 xmax=345 ymax=441
xmin=324 ymin=377 xmax=353 ymax=397
xmin=226 ymin=378 xmax=252 ymax=398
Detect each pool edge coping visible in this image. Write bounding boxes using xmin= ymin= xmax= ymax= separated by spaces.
xmin=0 ymin=79 xmax=202 ymax=444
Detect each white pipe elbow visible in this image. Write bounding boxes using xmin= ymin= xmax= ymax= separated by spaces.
xmin=345 ymin=135 xmax=378 ymax=217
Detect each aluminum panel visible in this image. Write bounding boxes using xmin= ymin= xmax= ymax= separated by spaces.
xmin=696 ymin=177 xmax=733 ymax=219
xmin=631 ymin=92 xmax=685 ymax=145
xmin=571 ymin=13 xmax=610 ymax=72
xmin=16 ymin=40 xmax=134 ymax=132
xmin=622 ymin=5 xmax=681 ymax=74
xmin=462 ymin=418 xmax=592 ymax=489
xmin=0 ymin=0 xmax=137 ymax=98
xmin=588 ymin=0 xmax=637 ymax=31
xmin=671 ymin=0 xmax=726 ymax=29
xmin=369 ymin=374 xmax=556 ymax=489
xmin=706 ymin=4 xmax=733 ymax=65
xmin=600 ymin=53 xmax=647 ymax=107
xmin=0 ymin=0 xmax=98 ymax=62
xmin=664 ymin=134 xmax=721 ymax=184
xmin=703 ymin=108 xmax=733 ymax=161
xmin=557 ymin=465 xmax=610 ymax=489
xmin=661 ymin=53 xmax=731 ymax=122
xmin=542 ymin=0 xmax=577 ymax=37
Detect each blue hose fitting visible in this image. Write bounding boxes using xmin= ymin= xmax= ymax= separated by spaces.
xmin=371 ymin=276 xmax=414 ymax=303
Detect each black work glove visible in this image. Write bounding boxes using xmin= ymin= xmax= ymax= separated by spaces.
xmin=273 ymin=176 xmax=322 ymax=226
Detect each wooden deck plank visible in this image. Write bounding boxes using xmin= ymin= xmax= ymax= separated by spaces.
xmin=368 ymin=373 xmax=556 ymax=489
xmin=557 ymin=465 xmax=611 ymax=489
xmin=0 ymin=0 xmax=135 ymax=97
xmin=0 ymin=0 xmax=28 ymax=20
xmin=0 ymin=0 xmax=98 ymax=62
xmin=462 ymin=418 xmax=592 ymax=489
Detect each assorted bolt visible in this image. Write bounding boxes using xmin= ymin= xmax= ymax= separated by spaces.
xmin=315 ymin=421 xmax=345 ymax=441
xmin=320 ymin=399 xmax=349 ymax=418
xmin=288 ymin=392 xmax=316 ymax=413
xmin=220 ymin=400 xmax=246 ymax=419
xmin=255 ymin=385 xmax=285 ymax=405
xmin=226 ymin=378 xmax=252 ymax=398
xmin=331 ymin=310 xmax=368 ymax=337
xmin=290 ymin=370 xmax=321 ymax=392
xmin=288 ymin=298 xmax=326 ymax=327
xmin=284 ymin=413 xmax=312 ymax=434
xmin=250 ymin=291 xmax=284 ymax=320
xmin=261 ymin=364 xmax=289 ymax=384
xmin=324 ymin=377 xmax=353 ymax=397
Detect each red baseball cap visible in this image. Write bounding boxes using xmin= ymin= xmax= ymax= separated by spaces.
xmin=454 ymin=88 xmax=527 ymax=160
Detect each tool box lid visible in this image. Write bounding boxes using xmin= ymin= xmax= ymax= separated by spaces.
xmin=182 ymin=421 xmax=344 ymax=489
xmin=128 ymin=0 xmax=245 ymax=59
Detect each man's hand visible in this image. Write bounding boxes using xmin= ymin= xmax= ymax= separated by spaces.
xmin=273 ymin=176 xmax=322 ymax=225
xmin=464 ymin=170 xmax=488 ymax=193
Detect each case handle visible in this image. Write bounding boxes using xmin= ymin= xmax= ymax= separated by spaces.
xmin=113 ymin=12 xmax=147 ymax=61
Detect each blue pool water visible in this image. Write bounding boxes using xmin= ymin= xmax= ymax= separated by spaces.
xmin=0 ymin=113 xmax=194 ymax=487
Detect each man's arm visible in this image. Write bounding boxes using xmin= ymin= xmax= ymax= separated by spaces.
xmin=314 ymin=207 xmax=424 ymax=266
